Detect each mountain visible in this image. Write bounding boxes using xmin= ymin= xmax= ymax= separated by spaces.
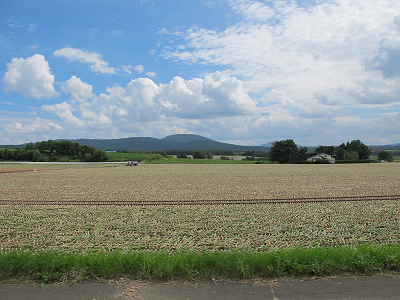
xmin=63 ymin=134 xmax=270 ymax=151
xmin=369 ymin=144 xmax=400 ymax=150
xmin=3 ymin=135 xmax=399 ymax=151
xmin=161 ymin=134 xmax=213 ymax=144
xmin=259 ymin=141 xmax=275 ymax=147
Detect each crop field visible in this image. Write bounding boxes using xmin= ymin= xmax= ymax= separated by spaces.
xmin=1 ymin=163 xmax=400 ymax=253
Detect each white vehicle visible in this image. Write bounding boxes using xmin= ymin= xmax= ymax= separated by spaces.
xmin=126 ymin=161 xmax=138 ymax=166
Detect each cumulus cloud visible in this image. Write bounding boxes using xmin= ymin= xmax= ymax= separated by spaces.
xmin=230 ymin=0 xmax=275 ymax=22
xmin=121 ymin=65 xmax=132 ymax=74
xmin=261 ymin=89 xmax=296 ymax=107
xmin=53 ymin=47 xmax=118 ymax=74
xmin=159 ymin=0 xmax=400 ymax=106
xmin=366 ymin=36 xmax=400 ymax=78
xmin=61 ymin=76 xmax=94 ymax=103
xmin=3 ymin=117 xmax=62 ymax=134
xmin=41 ymin=72 xmax=259 ymax=133
xmin=2 ymin=54 xmax=59 ymax=99
xmin=134 ymin=65 xmax=145 ymax=73
xmin=42 ymin=102 xmax=86 ymax=127
xmin=146 ymin=71 xmax=157 ymax=78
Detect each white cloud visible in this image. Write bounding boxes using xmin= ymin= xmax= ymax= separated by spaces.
xmin=160 ymin=0 xmax=400 ymax=106
xmin=28 ymin=23 xmax=40 ymax=32
xmin=121 ymin=65 xmax=133 ymax=74
xmin=366 ymin=36 xmax=400 ymax=78
xmin=146 ymin=71 xmax=157 ymax=78
xmin=230 ymin=0 xmax=275 ymax=22
xmin=260 ymin=89 xmax=296 ymax=107
xmin=42 ymin=102 xmax=86 ymax=127
xmin=134 ymin=65 xmax=145 ymax=73
xmin=53 ymin=47 xmax=118 ymax=74
xmin=61 ymin=76 xmax=94 ymax=103
xmin=40 ymin=73 xmax=259 ymax=135
xmin=2 ymin=54 xmax=59 ymax=99
xmin=3 ymin=117 xmax=62 ymax=134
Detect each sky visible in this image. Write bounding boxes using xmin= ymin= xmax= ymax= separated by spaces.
xmin=1 ymin=0 xmax=400 ymax=146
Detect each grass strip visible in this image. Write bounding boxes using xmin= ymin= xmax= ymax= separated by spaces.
xmin=1 ymin=244 xmax=399 ymax=283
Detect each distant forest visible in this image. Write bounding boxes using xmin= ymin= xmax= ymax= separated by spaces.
xmin=0 ymin=140 xmax=108 ymax=162
xmin=1 ymin=136 xmax=399 ymax=163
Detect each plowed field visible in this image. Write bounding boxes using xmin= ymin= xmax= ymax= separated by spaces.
xmin=1 ymin=163 xmax=399 ymax=252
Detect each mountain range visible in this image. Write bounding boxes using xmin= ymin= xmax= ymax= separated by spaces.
xmin=2 ymin=134 xmax=399 ymax=151
xmin=62 ymin=134 xmax=271 ymax=151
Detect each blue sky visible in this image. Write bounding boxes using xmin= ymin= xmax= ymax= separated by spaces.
xmin=1 ymin=0 xmax=400 ymax=146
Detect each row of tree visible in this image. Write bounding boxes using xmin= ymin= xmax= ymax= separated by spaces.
xmin=156 ymin=149 xmax=235 ymax=156
xmin=176 ymin=150 xmax=214 ymax=159
xmin=0 ymin=140 xmax=108 ymax=162
xmin=269 ymin=139 xmax=371 ymax=163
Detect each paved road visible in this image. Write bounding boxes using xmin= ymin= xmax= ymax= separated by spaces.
xmin=0 ymin=161 xmax=127 ymax=164
xmin=1 ymin=275 xmax=399 ymax=300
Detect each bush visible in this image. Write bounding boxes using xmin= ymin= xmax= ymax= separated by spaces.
xmin=193 ymin=150 xmax=206 ymax=159
xmin=314 ymin=157 xmax=330 ymax=164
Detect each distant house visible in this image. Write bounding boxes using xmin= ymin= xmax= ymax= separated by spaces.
xmin=307 ymin=153 xmax=335 ymax=163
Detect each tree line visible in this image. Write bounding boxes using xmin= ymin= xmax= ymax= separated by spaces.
xmin=0 ymin=140 xmax=108 ymax=162
xmin=269 ymin=139 xmax=372 ymax=164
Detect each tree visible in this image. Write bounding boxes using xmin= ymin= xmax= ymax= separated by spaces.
xmin=348 ymin=140 xmax=370 ymax=160
xmin=25 ymin=142 xmax=35 ymax=151
xmin=336 ymin=140 xmax=370 ymax=160
xmin=335 ymin=147 xmax=345 ymax=160
xmin=92 ymin=149 xmax=108 ymax=162
xmin=345 ymin=151 xmax=359 ymax=161
xmin=193 ymin=150 xmax=206 ymax=159
xmin=297 ymin=147 xmax=309 ymax=162
xmin=315 ymin=145 xmax=334 ymax=155
xmin=14 ymin=147 xmax=26 ymax=161
xmin=378 ymin=151 xmax=392 ymax=161
xmin=269 ymin=139 xmax=298 ymax=163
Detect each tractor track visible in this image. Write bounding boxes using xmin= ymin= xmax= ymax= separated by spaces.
xmin=1 ymin=194 xmax=399 ymax=206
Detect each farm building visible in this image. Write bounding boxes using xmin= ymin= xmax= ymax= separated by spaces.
xmin=307 ymin=153 xmax=336 ymax=163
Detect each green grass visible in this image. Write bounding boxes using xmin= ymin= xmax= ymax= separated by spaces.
xmin=147 ymin=157 xmax=257 ymax=164
xmin=106 ymin=152 xmax=162 ymax=162
xmin=1 ymin=244 xmax=399 ymax=283
xmin=107 ymin=152 xmax=264 ymax=164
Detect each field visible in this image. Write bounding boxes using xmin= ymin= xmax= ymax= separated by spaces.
xmin=1 ymin=163 xmax=400 ymax=253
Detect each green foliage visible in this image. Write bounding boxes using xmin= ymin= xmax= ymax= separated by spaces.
xmin=345 ymin=151 xmax=359 ymax=161
xmin=24 ymin=142 xmax=35 ymax=151
xmin=315 ymin=145 xmax=335 ymax=155
xmin=193 ymin=150 xmax=207 ymax=159
xmin=219 ymin=156 xmax=231 ymax=160
xmin=106 ymin=152 xmax=163 ymax=162
xmin=0 ymin=140 xmax=109 ymax=162
xmin=176 ymin=153 xmax=188 ymax=158
xmin=337 ymin=140 xmax=370 ymax=160
xmin=148 ymin=158 xmax=254 ymax=164
xmin=297 ymin=147 xmax=309 ymax=162
xmin=1 ymin=245 xmax=399 ymax=282
xmin=245 ymin=156 xmax=256 ymax=161
xmin=314 ymin=157 xmax=330 ymax=164
xmin=269 ymin=139 xmax=298 ymax=163
xmin=378 ymin=151 xmax=393 ymax=161
xmin=241 ymin=150 xmax=268 ymax=158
